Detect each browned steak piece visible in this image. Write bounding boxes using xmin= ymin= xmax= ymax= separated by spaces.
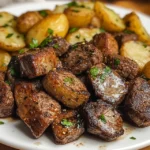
xmin=113 ymin=32 xmax=138 ymax=48
xmin=14 ymin=80 xmax=42 ymax=106
xmin=19 ymin=47 xmax=58 ymax=79
xmin=0 ymin=72 xmax=5 ymax=81
xmin=88 ymin=64 xmax=128 ymax=105
xmin=17 ymin=91 xmax=61 ymax=138
xmin=61 ymin=42 xmax=103 ymax=75
xmin=92 ymin=32 xmax=119 ymax=56
xmin=40 ymin=36 xmax=70 ymax=57
xmin=124 ymin=77 xmax=150 ymax=127
xmin=105 ymin=54 xmax=139 ymax=80
xmin=0 ymin=81 xmax=14 ymax=117
xmin=83 ymin=100 xmax=124 ymax=141
xmin=43 ymin=69 xmax=90 ymax=109
xmin=52 ymin=110 xmax=84 ymax=144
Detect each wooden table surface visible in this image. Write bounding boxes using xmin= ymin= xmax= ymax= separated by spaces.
xmin=0 ymin=1 xmax=150 ymax=150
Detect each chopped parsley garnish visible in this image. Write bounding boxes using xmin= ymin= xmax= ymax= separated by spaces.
xmin=19 ymin=49 xmax=25 ymax=54
xmin=99 ymin=28 xmax=105 ymax=33
xmin=47 ymin=28 xmax=53 ymax=35
xmin=10 ymin=67 xmax=16 ymax=76
xmin=1 ymin=63 xmax=6 ymax=67
xmin=53 ymin=44 xmax=59 ymax=49
xmin=6 ymin=33 xmax=13 ymax=38
xmin=5 ymin=80 xmax=11 ymax=85
xmin=67 ymin=1 xmax=78 ymax=7
xmin=143 ymin=43 xmax=147 ymax=48
xmin=104 ymin=66 xmax=111 ymax=74
xmin=72 ymin=9 xmax=80 ymax=12
xmin=99 ymin=114 xmax=107 ymax=123
xmin=39 ymin=10 xmax=48 ymax=17
xmin=29 ymin=38 xmax=38 ymax=49
xmin=0 ymin=121 xmax=4 ymax=125
xmin=2 ymin=24 xmax=9 ymax=27
xmin=0 ymin=15 xmax=2 ymax=18
xmin=123 ymin=30 xmax=134 ymax=34
xmin=71 ymin=44 xmax=78 ymax=49
xmin=64 ymin=77 xmax=74 ymax=84
xmin=75 ymin=35 xmax=80 ymax=39
xmin=130 ymin=136 xmax=136 ymax=140
xmin=100 ymin=66 xmax=111 ymax=83
xmin=61 ymin=119 xmax=74 ymax=127
xmin=69 ymin=27 xmax=78 ymax=33
xmin=40 ymin=36 xmax=52 ymax=48
xmin=90 ymin=67 xmax=99 ymax=78
xmin=114 ymin=58 xmax=120 ymax=66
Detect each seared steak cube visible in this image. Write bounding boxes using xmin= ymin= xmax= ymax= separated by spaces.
xmin=61 ymin=42 xmax=103 ymax=75
xmin=43 ymin=69 xmax=90 ymax=109
xmin=52 ymin=110 xmax=84 ymax=144
xmin=92 ymin=32 xmax=119 ymax=56
xmin=105 ymin=54 xmax=139 ymax=80
xmin=83 ymin=100 xmax=124 ymax=141
xmin=88 ymin=64 xmax=128 ymax=105
xmin=124 ymin=77 xmax=150 ymax=127
xmin=19 ymin=47 xmax=58 ymax=79
xmin=17 ymin=91 xmax=61 ymax=138
xmin=0 ymin=81 xmax=14 ymax=117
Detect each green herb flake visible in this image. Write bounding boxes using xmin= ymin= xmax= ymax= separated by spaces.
xmin=39 ymin=10 xmax=48 ymax=17
xmin=130 ymin=136 xmax=136 ymax=140
xmin=19 ymin=49 xmax=25 ymax=54
xmin=72 ymin=44 xmax=78 ymax=49
xmin=99 ymin=28 xmax=105 ymax=33
xmin=100 ymin=74 xmax=106 ymax=83
xmin=114 ymin=58 xmax=120 ymax=66
xmin=0 ymin=121 xmax=4 ymax=125
xmin=61 ymin=119 xmax=74 ymax=127
xmin=10 ymin=67 xmax=16 ymax=76
xmin=67 ymin=1 xmax=78 ymax=7
xmin=72 ymin=9 xmax=80 ymax=12
xmin=0 ymin=14 xmax=3 ymax=18
xmin=29 ymin=38 xmax=38 ymax=49
xmin=47 ymin=28 xmax=53 ymax=35
xmin=69 ymin=27 xmax=78 ymax=33
xmin=64 ymin=77 xmax=74 ymax=84
xmin=143 ymin=43 xmax=147 ymax=48
xmin=40 ymin=36 xmax=52 ymax=48
xmin=99 ymin=114 xmax=106 ymax=123
xmin=53 ymin=44 xmax=59 ymax=49
xmin=104 ymin=66 xmax=111 ymax=74
xmin=123 ymin=30 xmax=134 ymax=34
xmin=100 ymin=66 xmax=111 ymax=83
xmin=6 ymin=33 xmax=13 ymax=38
xmin=2 ymin=24 xmax=9 ymax=27
xmin=90 ymin=67 xmax=99 ymax=78
xmin=75 ymin=35 xmax=80 ymax=39
xmin=5 ymin=80 xmax=11 ymax=85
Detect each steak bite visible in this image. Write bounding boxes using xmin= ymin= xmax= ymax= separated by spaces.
xmin=105 ymin=54 xmax=139 ymax=80
xmin=17 ymin=91 xmax=61 ymax=138
xmin=124 ymin=77 xmax=150 ymax=127
xmin=88 ymin=64 xmax=128 ymax=105
xmin=83 ymin=100 xmax=124 ymax=141
xmin=0 ymin=81 xmax=14 ymax=117
xmin=92 ymin=32 xmax=119 ymax=56
xmin=0 ymin=72 xmax=5 ymax=81
xmin=52 ymin=110 xmax=84 ymax=144
xmin=40 ymin=36 xmax=70 ymax=57
xmin=43 ymin=69 xmax=90 ymax=109
xmin=19 ymin=47 xmax=58 ymax=79
xmin=61 ymin=42 xmax=103 ymax=75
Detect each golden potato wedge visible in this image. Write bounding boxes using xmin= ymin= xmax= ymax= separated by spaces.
xmin=143 ymin=61 xmax=150 ymax=79
xmin=89 ymin=15 xmax=101 ymax=28
xmin=66 ymin=28 xmax=101 ymax=44
xmin=64 ymin=7 xmax=95 ymax=28
xmin=17 ymin=11 xmax=43 ymax=34
xmin=0 ymin=49 xmax=11 ymax=72
xmin=94 ymin=1 xmax=125 ymax=32
xmin=0 ymin=11 xmax=16 ymax=27
xmin=0 ymin=26 xmax=25 ymax=51
xmin=26 ymin=13 xmax=69 ymax=45
xmin=120 ymin=41 xmax=150 ymax=71
xmin=123 ymin=12 xmax=150 ymax=44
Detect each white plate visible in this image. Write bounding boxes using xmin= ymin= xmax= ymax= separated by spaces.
xmin=0 ymin=1 xmax=150 ymax=150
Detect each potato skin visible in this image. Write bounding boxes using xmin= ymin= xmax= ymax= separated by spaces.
xmin=0 ymin=49 xmax=11 ymax=72
xmin=43 ymin=69 xmax=90 ymax=109
xmin=94 ymin=1 xmax=125 ymax=32
xmin=64 ymin=7 xmax=94 ymax=28
xmin=143 ymin=61 xmax=150 ymax=79
xmin=123 ymin=12 xmax=150 ymax=44
xmin=26 ymin=13 xmax=69 ymax=45
xmin=17 ymin=11 xmax=43 ymax=34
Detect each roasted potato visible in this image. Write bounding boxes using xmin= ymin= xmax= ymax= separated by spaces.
xmin=0 ymin=50 xmax=11 ymax=72
xmin=123 ymin=12 xmax=150 ymax=44
xmin=143 ymin=61 xmax=150 ymax=79
xmin=26 ymin=13 xmax=69 ymax=45
xmin=89 ymin=15 xmax=101 ymax=28
xmin=43 ymin=69 xmax=90 ymax=109
xmin=17 ymin=11 xmax=43 ymax=34
xmin=94 ymin=1 xmax=125 ymax=32
xmin=0 ymin=11 xmax=16 ymax=27
xmin=66 ymin=28 xmax=101 ymax=45
xmin=64 ymin=7 xmax=95 ymax=28
xmin=120 ymin=41 xmax=150 ymax=71
xmin=0 ymin=26 xmax=25 ymax=51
